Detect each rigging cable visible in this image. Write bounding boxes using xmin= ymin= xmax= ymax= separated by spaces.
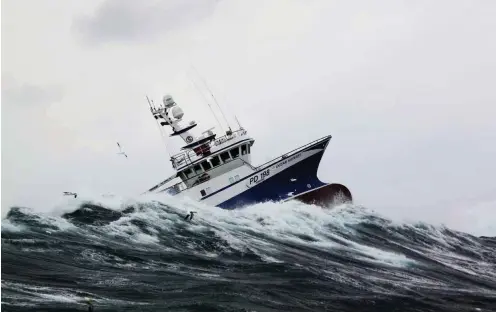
xmin=187 ymin=72 xmax=225 ymax=134
xmin=191 ymin=66 xmax=232 ymax=131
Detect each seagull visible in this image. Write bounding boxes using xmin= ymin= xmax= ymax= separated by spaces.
xmin=184 ymin=211 xmax=196 ymax=221
xmin=116 ymin=142 xmax=128 ymax=158
xmin=63 ymin=192 xmax=77 ymax=198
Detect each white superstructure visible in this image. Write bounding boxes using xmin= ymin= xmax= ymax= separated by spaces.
xmin=146 ymin=95 xmax=256 ymax=202
xmin=144 ymin=93 xmax=353 ymax=209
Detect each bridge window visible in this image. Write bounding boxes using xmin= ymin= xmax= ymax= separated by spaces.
xmin=234 ymin=175 xmax=240 ymax=182
xmin=193 ymin=164 xmax=202 ymax=174
xmin=201 ymin=161 xmax=212 ymax=171
xmin=210 ymin=155 xmax=221 ymax=167
xmin=229 ymin=177 xmax=234 ymax=184
xmin=200 ymin=189 xmax=206 ymax=196
xmin=241 ymin=144 xmax=247 ymax=155
xmin=247 ymin=144 xmax=251 ymax=154
xmin=220 ymin=151 xmax=231 ymax=162
xmin=230 ymin=146 xmax=240 ymax=159
xmin=183 ymin=168 xmax=193 ymax=179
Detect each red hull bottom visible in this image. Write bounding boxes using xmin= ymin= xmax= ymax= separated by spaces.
xmin=293 ymin=183 xmax=352 ymax=208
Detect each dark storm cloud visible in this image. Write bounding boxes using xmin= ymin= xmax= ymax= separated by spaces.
xmin=73 ymin=0 xmax=220 ymax=44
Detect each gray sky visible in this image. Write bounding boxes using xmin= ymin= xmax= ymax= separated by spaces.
xmin=2 ymin=0 xmax=496 ymax=234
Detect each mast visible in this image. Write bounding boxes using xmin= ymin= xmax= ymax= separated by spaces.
xmin=148 ymin=94 xmax=219 ymax=162
xmin=147 ymin=96 xmax=172 ymax=157
xmin=149 ymin=95 xmax=198 ymax=145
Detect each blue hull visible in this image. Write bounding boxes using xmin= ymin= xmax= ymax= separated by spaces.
xmin=217 ymin=138 xmax=332 ymax=209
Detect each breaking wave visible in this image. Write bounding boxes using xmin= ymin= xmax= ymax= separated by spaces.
xmin=2 ymin=194 xmax=496 ymax=311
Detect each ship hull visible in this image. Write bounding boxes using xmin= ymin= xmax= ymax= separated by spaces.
xmin=214 ymin=137 xmax=352 ymax=209
xmin=291 ymin=183 xmax=352 ymax=207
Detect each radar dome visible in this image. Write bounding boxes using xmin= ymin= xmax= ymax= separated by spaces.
xmin=163 ymin=94 xmax=175 ymax=108
xmin=171 ymin=106 xmax=184 ymax=119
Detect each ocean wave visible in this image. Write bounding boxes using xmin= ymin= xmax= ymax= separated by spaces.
xmin=2 ymin=195 xmax=496 ymax=311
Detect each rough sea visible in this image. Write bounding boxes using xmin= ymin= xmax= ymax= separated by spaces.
xmin=2 ymin=194 xmax=496 ymax=312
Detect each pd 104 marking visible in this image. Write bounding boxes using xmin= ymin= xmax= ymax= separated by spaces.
xmin=247 ymin=169 xmax=270 ymax=187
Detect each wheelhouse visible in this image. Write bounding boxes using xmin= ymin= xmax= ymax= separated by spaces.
xmin=177 ymin=139 xmax=253 ymax=188
xmin=144 ymin=94 xmax=255 ymax=197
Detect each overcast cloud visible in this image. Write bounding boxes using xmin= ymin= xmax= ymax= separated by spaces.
xmin=2 ymin=0 xmax=495 ymax=234
xmin=74 ymin=0 xmax=220 ymax=44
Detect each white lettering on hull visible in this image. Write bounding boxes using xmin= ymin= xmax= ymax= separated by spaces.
xmin=273 ymin=152 xmax=302 ymax=169
xmin=246 ymin=168 xmax=271 ymax=187
xmin=245 ymin=152 xmax=303 ymax=188
xmin=182 ymin=149 xmax=321 ymax=206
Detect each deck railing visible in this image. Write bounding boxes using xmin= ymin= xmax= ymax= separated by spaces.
xmin=254 ymin=135 xmax=332 ymax=170
xmin=170 ymin=129 xmax=248 ymax=169
xmin=161 ymin=181 xmax=187 ymax=195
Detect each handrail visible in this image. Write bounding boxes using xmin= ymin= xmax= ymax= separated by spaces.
xmin=212 ymin=129 xmax=247 ymax=147
xmin=239 ymin=156 xmax=257 ymax=171
xmin=170 ymin=128 xmax=248 ymax=169
xmin=161 ymin=157 xmax=246 ymax=195
xmin=161 ymin=180 xmax=187 ymax=195
xmin=254 ymin=135 xmax=332 ymax=170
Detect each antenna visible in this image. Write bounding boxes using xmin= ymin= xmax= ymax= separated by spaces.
xmin=146 ymin=95 xmax=153 ymax=110
xmin=145 ymin=95 xmax=172 ymax=157
xmin=191 ymin=66 xmax=232 ymax=132
xmin=187 ymin=72 xmax=225 ymax=133
xmin=234 ymin=115 xmax=243 ymax=130
xmin=147 ymin=95 xmax=160 ymax=110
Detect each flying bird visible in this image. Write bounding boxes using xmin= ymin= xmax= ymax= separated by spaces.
xmin=116 ymin=142 xmax=128 ymax=158
xmin=63 ymin=192 xmax=77 ymax=198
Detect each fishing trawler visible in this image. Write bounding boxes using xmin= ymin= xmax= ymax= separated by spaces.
xmin=145 ymin=94 xmax=352 ymax=209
